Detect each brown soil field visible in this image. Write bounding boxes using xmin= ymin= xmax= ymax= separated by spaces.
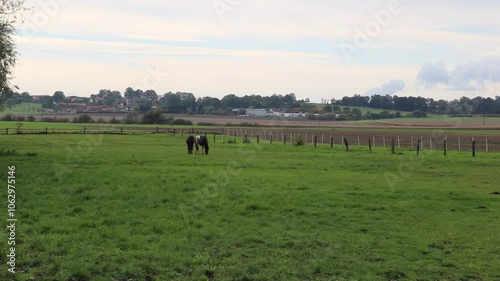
xmin=22 ymin=113 xmax=500 ymax=129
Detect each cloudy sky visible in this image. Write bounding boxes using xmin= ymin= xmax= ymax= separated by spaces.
xmin=11 ymin=0 xmax=500 ymax=102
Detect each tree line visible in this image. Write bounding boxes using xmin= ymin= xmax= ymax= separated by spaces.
xmin=335 ymin=94 xmax=500 ymax=115
xmin=1 ymin=87 xmax=313 ymax=114
xmin=2 ymin=87 xmax=500 ymax=118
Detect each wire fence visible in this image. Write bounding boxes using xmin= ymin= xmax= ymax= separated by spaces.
xmin=1 ymin=126 xmax=498 ymax=153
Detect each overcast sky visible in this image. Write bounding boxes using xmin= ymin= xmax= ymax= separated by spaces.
xmin=11 ymin=0 xmax=500 ymax=102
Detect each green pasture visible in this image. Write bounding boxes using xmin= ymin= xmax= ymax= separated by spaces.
xmin=0 ymin=103 xmax=42 ymax=115
xmin=0 ymin=132 xmax=499 ymax=280
xmin=3 ymin=120 xmax=500 ymax=137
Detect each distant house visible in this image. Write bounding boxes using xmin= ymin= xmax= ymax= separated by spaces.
xmin=245 ymin=109 xmax=272 ymax=117
xmin=272 ymin=111 xmax=307 ymax=118
xmin=32 ymin=95 xmax=49 ymax=101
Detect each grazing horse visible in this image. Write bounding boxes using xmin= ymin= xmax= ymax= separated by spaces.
xmin=186 ymin=135 xmax=195 ymax=154
xmin=195 ymin=135 xmax=209 ymax=155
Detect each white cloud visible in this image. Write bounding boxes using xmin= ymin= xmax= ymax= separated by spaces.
xmin=365 ymin=79 xmax=406 ymax=96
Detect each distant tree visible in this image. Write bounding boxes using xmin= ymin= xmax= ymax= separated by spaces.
xmin=160 ymin=92 xmax=182 ymax=113
xmin=134 ymin=98 xmax=153 ymax=113
xmin=20 ymin=91 xmax=32 ymax=102
xmin=5 ymin=98 xmax=15 ymax=108
xmin=142 ymin=109 xmax=166 ymax=124
xmin=41 ymin=96 xmax=55 ymax=109
xmin=143 ymin=89 xmax=158 ymax=102
xmin=351 ymin=108 xmax=362 ymax=119
xmin=411 ymin=110 xmax=427 ymax=118
xmin=221 ymin=94 xmax=241 ymax=109
xmin=323 ymin=104 xmax=333 ymax=113
xmin=53 ymin=91 xmax=65 ymax=103
xmin=53 ymin=104 xmax=64 ymax=113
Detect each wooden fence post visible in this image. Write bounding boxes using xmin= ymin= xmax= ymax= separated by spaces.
xmin=214 ymin=133 xmax=216 ymax=143
xmin=444 ymin=138 xmax=447 ymax=156
xmin=472 ymin=138 xmax=476 ymax=157
xmin=344 ymin=138 xmax=349 ymax=152
xmin=45 ymin=127 xmax=48 ymax=134
xmin=383 ymin=136 xmax=386 ymax=148
xmin=270 ymin=135 xmax=273 ymax=144
xmin=330 ymin=136 xmax=334 ymax=148
xmin=314 ymin=136 xmax=318 ymax=147
xmin=245 ymin=134 xmax=248 ymax=143
xmin=368 ymin=138 xmax=372 ymax=154
xmin=458 ymin=137 xmax=461 ymax=151
xmin=284 ymin=135 xmax=287 ymax=145
xmin=257 ymin=135 xmax=260 ymax=144
xmin=486 ymin=137 xmax=489 ymax=152
xmin=417 ymin=139 xmax=421 ymax=155
xmin=391 ymin=138 xmax=395 ymax=154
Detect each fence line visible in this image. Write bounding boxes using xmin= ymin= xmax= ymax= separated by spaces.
xmin=2 ymin=126 xmax=498 ymax=153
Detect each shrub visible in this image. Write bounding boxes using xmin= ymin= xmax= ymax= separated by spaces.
xmin=123 ymin=113 xmax=139 ymax=124
xmin=198 ymin=122 xmax=216 ymax=126
xmin=27 ymin=116 xmax=36 ymax=122
xmin=142 ymin=109 xmax=166 ymax=124
xmin=16 ymin=123 xmax=24 ymax=134
xmin=239 ymin=122 xmax=259 ymax=127
xmin=16 ymin=116 xmax=26 ymax=121
xmin=172 ymin=119 xmax=193 ymax=125
xmin=73 ymin=114 xmax=93 ymax=123
xmin=1 ymin=114 xmax=13 ymax=121
xmin=411 ymin=110 xmax=427 ymax=118
xmin=109 ymin=117 xmax=121 ymax=124
xmin=293 ymin=135 xmax=305 ymax=146
xmin=96 ymin=118 xmax=105 ymax=123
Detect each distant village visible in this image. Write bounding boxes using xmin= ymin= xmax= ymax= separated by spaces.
xmin=27 ymin=95 xmax=310 ymax=117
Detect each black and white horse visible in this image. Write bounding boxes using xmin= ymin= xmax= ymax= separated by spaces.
xmin=195 ymin=135 xmax=209 ymax=155
xmin=186 ymin=135 xmax=209 ymax=155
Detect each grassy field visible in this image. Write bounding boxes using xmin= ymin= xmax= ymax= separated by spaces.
xmin=1 ymin=132 xmax=499 ymax=280
xmin=1 ymin=103 xmax=42 ymax=115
